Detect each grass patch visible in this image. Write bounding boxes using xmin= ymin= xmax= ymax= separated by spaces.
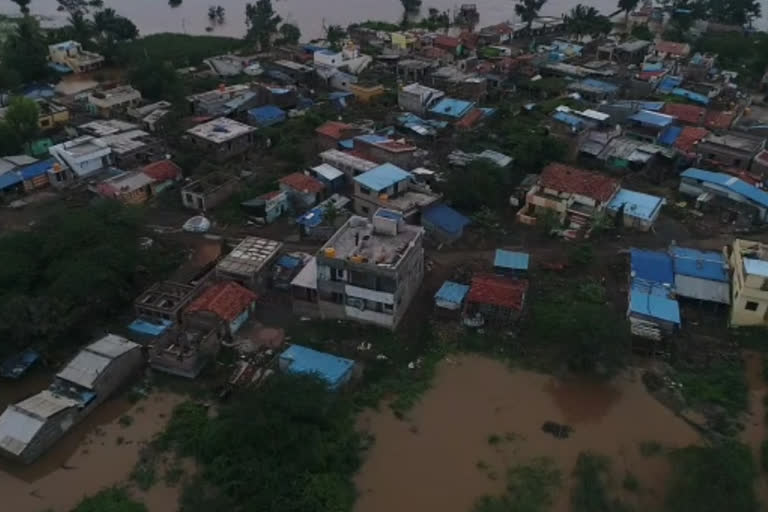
xmin=571 ymin=452 xmax=632 ymax=512
xmin=622 ymin=472 xmax=640 ymax=492
xmin=639 ymin=440 xmax=663 ymax=457
xmin=119 ymin=415 xmax=134 ymax=428
xmin=472 ymin=458 xmax=561 ymax=512
xmin=488 ymin=434 xmax=502 ymax=445
xmin=676 ymin=361 xmax=748 ymax=416
xmin=118 ymin=33 xmax=246 ymax=67
xmin=130 ymin=458 xmax=157 ymax=491
xmin=71 ymin=487 xmax=147 ymax=512
xmin=164 ymin=463 xmax=185 ymax=487
xmin=476 ymin=459 xmax=490 ymax=471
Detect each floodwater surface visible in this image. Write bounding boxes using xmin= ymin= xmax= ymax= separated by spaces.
xmin=355 ymin=355 xmax=701 ymax=512
xmin=8 ymin=0 xmax=767 ymax=41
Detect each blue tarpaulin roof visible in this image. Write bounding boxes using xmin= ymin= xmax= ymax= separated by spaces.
xmin=355 ymin=134 xmax=390 ymax=145
xmin=0 ymin=348 xmax=40 ymax=379
xmin=0 ymin=171 xmax=22 ymax=190
xmin=629 ymin=110 xmax=675 ymax=128
xmin=629 ymin=280 xmax=681 ymax=324
xmin=656 ymin=75 xmax=682 ymax=93
xmin=658 ymin=125 xmax=682 ymax=146
xmin=354 ymin=163 xmax=411 ymax=192
xmin=494 ymin=249 xmax=530 ymax=271
xmin=279 ymin=345 xmax=355 ymax=389
xmin=277 ymin=255 xmax=302 ymax=269
xmin=631 ymin=248 xmax=674 ymax=285
xmin=18 ymin=159 xmax=54 ymax=180
xmin=611 ymin=101 xmax=664 ymax=111
xmin=128 ymin=318 xmax=172 ymax=336
xmin=553 ymin=111 xmax=585 ymax=129
xmin=607 ymin=188 xmax=664 ymax=221
xmin=681 ymin=168 xmax=768 ymax=209
xmin=429 ymin=97 xmax=475 ymax=119
xmin=422 ymin=204 xmax=470 ymax=235
xmin=670 ymin=246 xmax=728 ymax=282
xmin=434 ymin=281 xmax=470 ymax=305
xmin=573 ymin=78 xmax=619 ymax=93
xmin=297 ymin=207 xmax=325 ymax=228
xmin=672 ymin=87 xmax=710 ymax=105
xmin=247 ymin=105 xmax=286 ymax=126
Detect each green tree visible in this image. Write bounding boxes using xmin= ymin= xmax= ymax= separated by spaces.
xmin=442 ymin=159 xmax=513 ymax=211
xmin=4 ymin=97 xmax=40 ymax=150
xmin=515 ymin=0 xmax=547 ymax=32
xmin=618 ymin=0 xmax=640 ymax=25
xmin=93 ymin=8 xmax=139 ymax=40
xmin=565 ymin=4 xmax=601 ymax=40
xmin=67 ymin=10 xmax=94 ymax=45
xmin=245 ymin=0 xmax=282 ymax=50
xmin=630 ymin=23 xmax=654 ymax=40
xmin=325 ymin=24 xmax=347 ymax=51
xmin=705 ymin=0 xmax=761 ymax=26
xmin=71 ymin=487 xmax=147 ymax=512
xmin=400 ymin=0 xmax=422 ymax=13
xmin=169 ymin=0 xmax=183 ymax=7
xmin=1 ymin=16 xmax=49 ymax=83
xmin=128 ymin=59 xmax=183 ymax=101
xmin=11 ymin=0 xmax=31 ymax=15
xmin=277 ymin=22 xmax=301 ymax=45
xmin=57 ymin=0 xmax=104 ymax=16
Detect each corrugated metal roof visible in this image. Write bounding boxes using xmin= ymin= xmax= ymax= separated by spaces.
xmin=429 ymin=97 xmax=475 ymax=119
xmin=354 ymin=163 xmax=411 ymax=192
xmin=681 ymin=168 xmax=768 ymax=209
xmin=629 ymin=280 xmax=681 ymax=324
xmin=434 ymin=281 xmax=470 ymax=305
xmin=87 ymin=334 xmax=139 ymax=359
xmin=422 ymin=204 xmax=470 ymax=235
xmin=658 ymin=125 xmax=682 ymax=146
xmin=494 ymin=249 xmax=530 ymax=270
xmin=630 ymin=248 xmax=674 ymax=285
xmin=466 ymin=274 xmax=529 ymax=310
xmin=311 ymin=163 xmax=344 ymax=181
xmin=57 ymin=351 xmax=112 ymax=389
xmin=607 ymin=188 xmax=664 ymax=221
xmin=16 ymin=390 xmax=79 ymax=418
xmin=671 ymin=88 xmax=710 ymax=105
xmin=279 ymin=345 xmax=355 ymax=389
xmin=0 ymin=171 xmax=22 ymax=190
xmin=629 ymin=110 xmax=675 ymax=128
xmin=670 ymin=246 xmax=728 ymax=282
xmin=0 ymin=407 xmax=44 ymax=455
xmin=553 ymin=111 xmax=585 ymax=129
xmin=656 ymin=75 xmax=682 ymax=93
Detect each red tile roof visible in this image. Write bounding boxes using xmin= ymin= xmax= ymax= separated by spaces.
xmin=455 ymin=108 xmax=485 ymax=130
xmin=638 ymin=70 xmax=665 ymax=81
xmin=655 ymin=40 xmax=691 ymax=57
xmin=539 ymin=163 xmax=619 ymax=202
xmin=260 ymin=189 xmax=285 ymax=200
xmin=186 ymin=281 xmax=257 ymax=322
xmin=315 ymin=121 xmax=356 ymax=140
xmin=674 ymin=126 xmax=709 ymax=154
xmin=141 ymin=160 xmax=181 ymax=182
xmin=756 ymin=149 xmax=768 ymax=166
xmin=459 ymin=31 xmax=480 ymax=49
xmin=663 ymin=103 xmax=705 ymax=125
xmin=702 ymin=110 xmax=736 ymax=130
xmin=434 ymin=35 xmax=461 ymax=49
xmin=467 ymin=274 xmax=529 ymax=310
xmin=279 ymin=172 xmax=325 ymax=194
xmin=421 ymin=46 xmax=448 ymax=59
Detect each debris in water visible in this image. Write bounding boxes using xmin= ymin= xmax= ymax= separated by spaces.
xmin=541 ymin=421 xmax=573 ymax=439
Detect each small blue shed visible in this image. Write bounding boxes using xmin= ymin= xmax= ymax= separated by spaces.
xmin=434 ymin=281 xmax=470 ymax=311
xmin=278 ymin=345 xmax=355 ymax=390
xmin=494 ymin=249 xmax=530 ymax=275
xmin=422 ymin=204 xmax=470 ymax=244
xmin=247 ymin=105 xmax=286 ymax=127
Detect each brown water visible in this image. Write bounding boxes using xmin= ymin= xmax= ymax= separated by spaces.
xmin=11 ymin=0 xmax=767 ymax=41
xmin=355 ymin=355 xmax=701 ymax=512
xmin=0 ymin=379 xmax=184 ymax=512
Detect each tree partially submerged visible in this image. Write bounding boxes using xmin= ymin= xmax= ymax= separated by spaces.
xmin=515 ymin=0 xmax=547 ymax=32
xmin=245 ymin=0 xmax=282 ymax=50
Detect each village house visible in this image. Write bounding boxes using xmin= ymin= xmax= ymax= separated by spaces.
xmin=679 ymin=168 xmax=768 ymax=223
xmin=87 ymin=86 xmax=142 ymax=118
xmin=279 ymin=172 xmax=325 ymax=209
xmin=315 ymin=209 xmax=424 ymax=329
xmin=429 ymin=97 xmax=476 ymax=122
xmin=278 ymin=345 xmax=355 ymax=390
xmin=241 ymin=190 xmax=289 ymax=224
xmin=463 ymin=274 xmax=529 ymax=327
xmin=186 ymin=84 xmax=254 ymax=116
xmin=398 ymin=83 xmax=446 ymax=115
xmin=651 ymin=40 xmax=691 ymax=60
xmin=606 ymin=188 xmax=665 ymax=231
xmin=421 ymin=203 xmax=471 ymax=245
xmin=348 ymin=84 xmax=386 ymax=103
xmin=93 ymin=170 xmax=156 ymax=204
xmin=148 ymin=323 xmax=223 ymax=379
xmin=215 ymin=236 xmax=283 ymax=292
xmin=78 ymin=119 xmax=138 ymax=138
xmin=184 ymin=281 xmax=258 ymax=337
xmin=315 ymin=121 xmax=366 ymax=151
xmin=312 ymin=44 xmax=372 ymax=75
xmin=128 ymin=100 xmax=172 ymax=122
xmin=100 ymin=130 xmax=164 ymax=169
xmin=352 ymin=163 xmax=440 ymax=222
xmin=0 ymin=157 xmax=55 ymax=195
xmin=597 ymin=39 xmax=651 ymax=64
xmin=669 ymin=245 xmax=730 ymax=304
xmin=702 ymin=110 xmax=737 ymax=132
xmin=493 ymin=249 xmax=530 ymax=277
xmin=434 ymin=281 xmax=470 ymax=316
xmin=140 ymin=159 xmax=181 ymax=193
xmin=247 ymin=105 xmax=286 ymax=128
xmin=48 ymin=40 xmax=104 ymax=73
xmin=290 ymin=257 xmax=320 ymax=317
xmin=0 ymin=334 xmax=141 ymax=463
xmin=566 ymin=79 xmax=620 ymax=103
xmin=320 ymin=149 xmax=377 ymax=180
xmin=625 ymin=110 xmax=676 ymax=143
xmin=353 ymin=135 xmax=419 ymax=169
xmin=694 ymin=131 xmax=765 ymax=171
xmin=662 ymin=103 xmax=705 ymax=126
xmin=307 ymin=163 xmax=346 ymax=193
xmin=396 ymin=59 xmax=436 ymax=82
xmin=729 ymin=239 xmax=768 ymax=326
xmin=517 ymin=163 xmax=619 ymax=229
xmin=186 ymin=118 xmax=257 ymax=161
xmin=48 ymin=136 xmax=112 ymax=185
xmin=628 ymin=249 xmax=681 ymax=340
xmin=134 ymin=280 xmax=198 ymax=324
xmin=181 ymin=172 xmax=239 ymax=211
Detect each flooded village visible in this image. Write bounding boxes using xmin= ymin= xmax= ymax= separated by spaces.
xmin=2 ymin=0 xmax=768 ymax=511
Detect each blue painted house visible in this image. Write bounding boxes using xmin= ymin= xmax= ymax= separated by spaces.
xmin=422 ymin=204 xmax=470 ymax=244
xmin=278 ymin=345 xmax=355 ymax=390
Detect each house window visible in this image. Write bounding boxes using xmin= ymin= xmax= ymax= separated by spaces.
xmin=734 ymin=159 xmax=742 ymax=167
xmin=359 ymin=186 xmax=371 ymax=195
xmin=383 ymin=303 xmax=394 ymax=314
xmin=41 ymin=119 xmax=51 ymax=128
xmin=361 ymin=205 xmax=370 ymax=214
xmin=746 ymin=301 xmax=759 ymax=311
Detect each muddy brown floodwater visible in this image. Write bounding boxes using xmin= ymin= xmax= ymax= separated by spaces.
xmin=355 ymin=355 xmax=701 ymax=512
xmin=0 ymin=374 xmax=184 ymax=512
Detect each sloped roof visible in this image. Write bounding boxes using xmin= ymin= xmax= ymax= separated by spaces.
xmin=422 ymin=204 xmax=470 ymax=235
xmin=279 ymin=172 xmax=325 ymax=194
xmin=185 ymin=281 xmax=258 ymax=322
xmin=670 ymin=246 xmax=728 ymax=282
xmin=655 ymin=40 xmax=691 ymax=57
xmin=630 ymin=248 xmax=674 ymax=285
xmin=315 ymin=121 xmax=356 ymax=140
xmin=56 ymin=335 xmax=139 ymax=389
xmin=662 ymin=103 xmax=705 ymax=124
xmin=703 ymin=110 xmax=736 ymax=130
xmin=434 ymin=35 xmax=461 ymax=49
xmin=466 ymin=274 xmax=529 ymax=310
xmin=354 ymin=163 xmax=411 ymax=192
xmin=539 ymin=163 xmax=619 ymax=202
xmin=279 ymin=344 xmax=354 ymax=389
xmin=674 ymin=126 xmax=709 ymax=154
xmin=141 ymin=160 xmax=181 ymax=182
xmin=681 ymin=168 xmax=768 ymax=209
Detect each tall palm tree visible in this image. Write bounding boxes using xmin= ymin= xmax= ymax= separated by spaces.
xmin=515 ymin=0 xmax=548 ymax=33
xmin=617 ymin=0 xmax=640 ymax=25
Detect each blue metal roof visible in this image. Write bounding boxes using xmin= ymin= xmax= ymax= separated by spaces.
xmin=669 ymin=246 xmax=728 ymax=282
xmin=608 ymin=188 xmax=664 ymax=221
xmin=630 ymin=280 xmax=681 ymax=324
xmin=296 ymin=207 xmax=325 ymax=228
xmin=279 ymin=345 xmax=355 ymax=389
xmin=0 ymin=348 xmax=40 ymax=379
xmin=355 ymin=133 xmax=390 ymax=145
xmin=681 ymin=168 xmax=768 ymax=209
xmin=247 ymin=105 xmax=286 ymax=126
xmin=658 ymin=125 xmax=682 ymax=146
xmin=277 ymin=255 xmax=302 ymax=269
xmin=629 ymin=110 xmax=675 ymax=128
xmin=672 ymin=87 xmax=710 ymax=105
xmin=429 ymin=97 xmax=475 ymax=119
xmin=354 ymin=163 xmax=411 ymax=192
xmin=128 ymin=318 xmax=172 ymax=336
xmin=422 ymin=204 xmax=470 ymax=235
xmin=18 ymin=159 xmax=54 ymax=180
xmin=578 ymin=79 xmax=619 ymax=92
xmin=553 ymin=111 xmax=585 ymax=129
xmin=631 ymin=248 xmax=674 ymax=285
xmin=494 ymin=249 xmax=530 ymax=271
xmin=434 ymin=281 xmax=470 ymax=305
xmin=611 ymin=101 xmax=665 ymax=111
xmin=656 ymin=75 xmax=682 ymax=93
xmin=0 ymin=171 xmax=22 ymax=190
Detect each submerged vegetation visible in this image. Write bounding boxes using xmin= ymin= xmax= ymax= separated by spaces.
xmin=472 ymin=458 xmax=561 ymax=512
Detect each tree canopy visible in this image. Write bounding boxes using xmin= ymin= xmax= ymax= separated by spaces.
xmin=1 ymin=16 xmax=49 ymax=85
xmin=515 ymin=0 xmax=547 ymax=30
xmin=2 ymin=97 xmax=40 ymax=152
xmin=565 ymin=4 xmax=612 ymax=40
xmin=245 ymin=0 xmax=282 ymax=50
xmin=71 ymin=488 xmax=147 ymax=512
xmin=277 ymin=23 xmax=301 ymax=45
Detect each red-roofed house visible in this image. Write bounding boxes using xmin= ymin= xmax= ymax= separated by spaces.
xmin=354 ymin=136 xmax=418 ymax=168
xmin=459 ymin=31 xmax=480 ymax=50
xmin=315 ymin=121 xmax=365 ymax=151
xmin=702 ymin=110 xmax=736 ymax=131
xmin=141 ymin=160 xmax=181 ymax=183
xmin=463 ymin=274 xmax=529 ymax=326
xmin=653 ymin=40 xmax=691 ymax=59
xmin=674 ymin=126 xmax=709 ymax=156
xmin=420 ymin=45 xmax=453 ymax=65
xmin=455 ymin=108 xmax=486 ymax=130
xmin=663 ymin=103 xmax=705 ymax=126
xmin=185 ymin=281 xmax=258 ymax=335
xmin=433 ymin=35 xmax=462 ymax=55
xmin=517 ymin=163 xmax=619 ymax=228
xmin=279 ymin=172 xmax=326 ymax=208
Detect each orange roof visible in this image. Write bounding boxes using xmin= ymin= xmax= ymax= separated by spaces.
xmin=539 ymin=163 xmax=619 ymax=202
xmin=279 ymin=172 xmax=325 ymax=194
xmin=662 ymin=103 xmax=705 ymax=124
xmin=186 ymin=281 xmax=257 ymax=322
xmin=674 ymin=126 xmax=709 ymax=154
xmin=141 ymin=160 xmax=181 ymax=182
xmin=315 ymin=121 xmax=356 ymax=140
xmin=703 ymin=110 xmax=736 ymax=130
xmin=467 ymin=274 xmax=529 ymax=310
xmin=455 ymin=108 xmax=485 ymax=130
xmin=655 ymin=40 xmax=691 ymax=57
xmin=434 ymin=35 xmax=461 ymax=49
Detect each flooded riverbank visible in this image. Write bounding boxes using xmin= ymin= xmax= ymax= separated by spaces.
xmin=0 ymin=386 xmax=184 ymax=512
xmin=355 ymin=355 xmax=701 ymax=512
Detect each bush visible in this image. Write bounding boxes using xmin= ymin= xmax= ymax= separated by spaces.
xmin=677 ymin=362 xmax=748 ymax=416
xmin=71 ymin=487 xmax=147 ymax=512
xmin=472 ymin=458 xmax=561 ymax=512
xmin=117 ymin=33 xmax=245 ymax=67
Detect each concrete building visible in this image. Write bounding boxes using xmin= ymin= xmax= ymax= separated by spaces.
xmin=78 ymin=119 xmax=138 ymax=137
xmin=670 ymin=246 xmax=730 ymax=304
xmin=135 ymin=281 xmax=198 ymax=323
xmin=279 ymin=172 xmax=325 ymax=209
xmin=315 ymin=209 xmax=424 ymax=329
xmin=100 ymin=130 xmax=163 ymax=170
xmin=48 ymin=136 xmax=112 ymax=184
xmin=398 ymin=83 xmax=446 ymax=115
xmin=729 ymin=239 xmax=768 ymax=326
xmin=148 ymin=323 xmax=222 ymax=379
xmin=186 ymin=118 xmax=257 ymax=161
xmin=278 ymin=345 xmax=355 ymax=390
xmin=291 ymin=257 xmax=320 ymax=317
xmin=87 ymin=86 xmax=142 ymax=118
xmin=186 ymin=84 xmax=254 ymax=117
xmin=215 ymin=236 xmax=283 ymax=292
xmin=353 ymin=135 xmax=419 ymax=169
xmin=0 ymin=335 xmax=141 ymax=463
xmin=694 ymin=131 xmax=766 ymax=171
xmin=48 ymin=41 xmax=104 ymax=73
xmin=181 ymin=172 xmax=239 ymax=211
xmin=352 ymin=163 xmax=440 ymax=222
xmin=319 ymin=149 xmax=377 ymax=180
xmin=0 ymin=99 xmax=69 ymax=131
